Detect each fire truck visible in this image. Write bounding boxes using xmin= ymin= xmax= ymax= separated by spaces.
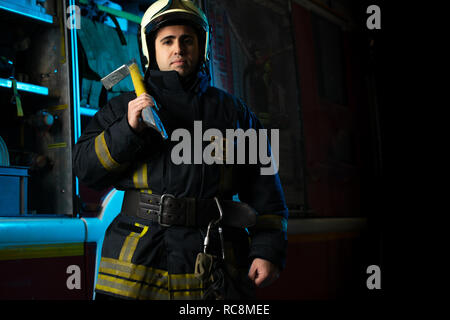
xmin=0 ymin=0 xmax=384 ymax=300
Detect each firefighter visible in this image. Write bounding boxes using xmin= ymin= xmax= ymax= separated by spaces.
xmin=73 ymin=0 xmax=288 ymax=300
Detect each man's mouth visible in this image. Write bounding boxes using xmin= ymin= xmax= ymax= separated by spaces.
xmin=171 ymin=60 xmax=186 ymax=66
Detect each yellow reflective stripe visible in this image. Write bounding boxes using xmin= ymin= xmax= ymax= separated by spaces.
xmin=95 ymin=131 xmax=120 ymax=171
xmin=255 ymin=214 xmax=288 ymax=232
xmin=99 ymin=257 xmax=203 ymax=292
xmin=100 ymin=258 xmax=168 ymax=289
xmin=96 ymin=274 xmax=169 ymax=300
xmin=118 ymin=234 xmax=136 ymax=262
xmin=133 ymin=163 xmax=149 ymax=188
xmin=169 ymin=273 xmax=203 ymax=291
xmin=96 ymin=274 xmax=140 ymax=299
xmin=140 ymin=189 xmax=153 ymax=194
xmin=172 ymin=290 xmax=203 ymax=300
xmin=118 ymin=223 xmax=149 ymax=262
xmin=100 ymin=257 xmax=168 ymax=279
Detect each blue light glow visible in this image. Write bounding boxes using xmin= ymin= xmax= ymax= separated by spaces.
xmin=0 ymin=78 xmax=49 ymax=95
xmin=69 ymin=0 xmax=81 ymax=197
xmin=80 ymin=107 xmax=98 ymax=117
xmin=0 ymin=1 xmax=53 ymax=24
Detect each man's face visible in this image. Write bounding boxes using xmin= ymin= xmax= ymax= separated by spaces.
xmin=154 ymin=24 xmax=200 ymax=77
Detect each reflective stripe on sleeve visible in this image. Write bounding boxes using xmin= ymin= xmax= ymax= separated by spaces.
xmin=94 ymin=131 xmax=120 ymax=171
xmin=133 ymin=163 xmax=149 ymax=188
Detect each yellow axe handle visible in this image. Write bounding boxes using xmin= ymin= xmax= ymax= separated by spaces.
xmin=126 ymin=61 xmax=168 ymax=140
xmin=128 ymin=62 xmax=146 ymax=96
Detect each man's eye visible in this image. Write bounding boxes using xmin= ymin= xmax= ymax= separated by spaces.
xmin=162 ymin=40 xmax=172 ymax=45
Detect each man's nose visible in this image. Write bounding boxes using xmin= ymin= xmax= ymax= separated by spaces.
xmin=174 ymin=39 xmax=185 ymax=55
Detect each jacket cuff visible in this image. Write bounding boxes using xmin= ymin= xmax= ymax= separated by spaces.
xmin=249 ymin=230 xmax=287 ymax=270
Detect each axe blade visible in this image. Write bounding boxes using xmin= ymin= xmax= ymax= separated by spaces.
xmin=101 ymin=64 xmax=130 ymax=90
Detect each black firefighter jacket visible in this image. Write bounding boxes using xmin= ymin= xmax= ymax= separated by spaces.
xmin=73 ymin=70 xmax=288 ymax=299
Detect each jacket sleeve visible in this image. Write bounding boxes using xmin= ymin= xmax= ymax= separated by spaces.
xmin=235 ymin=101 xmax=289 ymax=270
xmin=72 ymin=94 xmax=150 ymax=190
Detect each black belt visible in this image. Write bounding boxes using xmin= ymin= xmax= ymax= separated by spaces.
xmin=121 ymin=190 xmax=257 ymax=229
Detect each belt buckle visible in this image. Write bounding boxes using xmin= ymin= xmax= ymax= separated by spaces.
xmin=159 ymin=194 xmax=175 ymax=227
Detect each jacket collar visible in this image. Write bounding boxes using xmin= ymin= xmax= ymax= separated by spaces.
xmin=144 ymin=69 xmax=210 ymax=95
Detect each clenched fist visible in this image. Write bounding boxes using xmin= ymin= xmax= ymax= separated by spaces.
xmin=128 ymin=93 xmax=155 ymax=133
xmin=248 ymin=258 xmax=280 ymax=287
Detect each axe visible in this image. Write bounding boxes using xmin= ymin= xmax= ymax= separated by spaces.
xmin=101 ymin=60 xmax=168 ymax=140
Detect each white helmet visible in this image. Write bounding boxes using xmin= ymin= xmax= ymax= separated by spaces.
xmin=139 ymin=0 xmax=210 ymax=72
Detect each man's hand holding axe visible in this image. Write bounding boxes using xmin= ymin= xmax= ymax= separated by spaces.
xmin=101 ymin=60 xmax=168 ymax=139
xmin=128 ymin=92 xmax=155 ymax=133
